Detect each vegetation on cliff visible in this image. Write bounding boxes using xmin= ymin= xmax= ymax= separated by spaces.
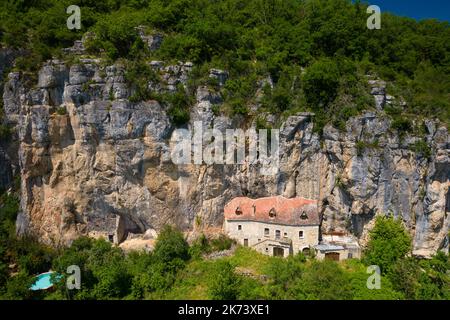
xmin=1 ymin=0 xmax=449 ymax=129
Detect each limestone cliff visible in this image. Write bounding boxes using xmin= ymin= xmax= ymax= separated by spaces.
xmin=1 ymin=54 xmax=448 ymax=258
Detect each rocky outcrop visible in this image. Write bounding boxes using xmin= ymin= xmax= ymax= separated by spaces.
xmin=2 ymin=58 xmax=449 ymax=257
xmin=136 ymin=26 xmax=163 ymax=51
xmin=0 ymin=48 xmax=22 ymax=191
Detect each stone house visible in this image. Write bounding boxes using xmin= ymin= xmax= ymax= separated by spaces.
xmin=224 ymin=196 xmax=320 ymax=257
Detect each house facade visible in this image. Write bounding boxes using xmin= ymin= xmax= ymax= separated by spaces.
xmin=224 ymin=196 xmax=320 ymax=257
xmin=314 ymin=233 xmax=361 ymax=261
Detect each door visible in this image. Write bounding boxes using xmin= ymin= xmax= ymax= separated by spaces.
xmin=273 ymin=247 xmax=284 ymax=257
xmin=325 ymin=252 xmax=340 ymax=261
xmin=243 ymin=239 xmax=248 ymax=247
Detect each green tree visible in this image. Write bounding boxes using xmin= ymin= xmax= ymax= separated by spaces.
xmin=364 ymin=215 xmax=412 ymax=275
xmin=153 ymin=225 xmax=190 ymax=265
xmin=302 ymin=58 xmax=340 ymax=108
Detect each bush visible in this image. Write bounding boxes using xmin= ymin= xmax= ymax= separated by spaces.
xmin=153 ymin=225 xmax=190 ymax=265
xmin=1 ymin=272 xmax=34 ymax=300
xmin=292 ymin=260 xmax=353 ymax=300
xmin=411 ymin=140 xmax=432 ymax=159
xmin=391 ymin=117 xmax=412 ymax=134
xmin=388 ymin=257 xmax=421 ymax=299
xmin=163 ymin=86 xmax=192 ymax=126
xmin=230 ymin=99 xmax=249 ymax=116
xmin=55 ymin=107 xmax=67 ymax=116
xmin=344 ymin=259 xmax=403 ymax=300
xmin=208 ymin=261 xmax=240 ymax=300
xmin=188 ymin=234 xmax=211 ymax=259
xmin=125 ymin=60 xmax=159 ymax=103
xmin=302 ymin=58 xmax=340 ymax=108
xmin=210 ymin=235 xmax=234 ymax=252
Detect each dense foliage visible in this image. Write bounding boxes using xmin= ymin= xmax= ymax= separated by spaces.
xmin=0 ymin=0 xmax=449 ymax=129
xmin=364 ymin=215 xmax=412 ymax=274
xmin=364 ymin=215 xmax=449 ymax=300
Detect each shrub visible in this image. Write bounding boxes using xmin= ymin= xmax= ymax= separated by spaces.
xmin=356 ymin=140 xmax=379 ymax=157
xmin=388 ymin=257 xmax=421 ymax=299
xmin=163 ymin=86 xmax=192 ymax=126
xmin=153 ymin=225 xmax=190 ymax=265
xmin=230 ymin=99 xmax=249 ymax=116
xmin=55 ymin=107 xmax=67 ymax=116
xmin=292 ymin=260 xmax=353 ymax=300
xmin=210 ymin=235 xmax=234 ymax=252
xmin=188 ymin=234 xmax=211 ymax=259
xmin=302 ymin=58 xmax=340 ymax=108
xmin=411 ymin=140 xmax=432 ymax=159
xmin=391 ymin=117 xmax=412 ymax=134
xmin=208 ymin=261 xmax=240 ymax=300
xmin=125 ymin=60 xmax=159 ymax=103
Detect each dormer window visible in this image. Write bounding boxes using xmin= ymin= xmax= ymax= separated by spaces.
xmin=269 ymin=207 xmax=277 ymax=218
xmin=235 ymin=206 xmax=243 ymax=215
xmin=300 ymin=211 xmax=308 ymax=220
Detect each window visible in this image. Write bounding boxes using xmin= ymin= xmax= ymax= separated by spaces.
xmin=275 ymin=230 xmax=281 ymax=239
xmin=300 ymin=211 xmax=308 ymax=220
xmin=264 ymin=228 xmax=269 ymax=236
xmin=235 ymin=206 xmax=242 ymax=215
xmin=269 ymin=208 xmax=277 ymax=218
xmin=299 ymin=231 xmax=304 ymax=239
xmin=284 ymin=232 xmax=288 ymax=237
xmin=108 ymin=234 xmax=114 ymax=243
xmin=265 ymin=247 xmax=268 ymax=252
xmin=238 ymin=225 xmax=242 ymax=231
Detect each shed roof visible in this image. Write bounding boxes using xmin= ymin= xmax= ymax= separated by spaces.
xmin=314 ymin=244 xmax=345 ymax=251
xmin=224 ymin=196 xmax=319 ymax=226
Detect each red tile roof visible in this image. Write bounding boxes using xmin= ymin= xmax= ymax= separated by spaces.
xmin=224 ymin=196 xmax=320 ymax=226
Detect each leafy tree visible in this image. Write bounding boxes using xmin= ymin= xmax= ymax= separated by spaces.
xmin=364 ymin=215 xmax=412 ymax=275
xmin=153 ymin=225 xmax=190 ymax=265
xmin=302 ymin=58 xmax=340 ymax=108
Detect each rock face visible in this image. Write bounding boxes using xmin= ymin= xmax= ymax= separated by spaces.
xmin=2 ymin=58 xmax=449 ymax=257
xmin=0 ymin=48 xmax=22 ymax=190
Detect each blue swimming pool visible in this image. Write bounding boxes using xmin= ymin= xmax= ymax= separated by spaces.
xmin=30 ymin=272 xmax=62 ymax=291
